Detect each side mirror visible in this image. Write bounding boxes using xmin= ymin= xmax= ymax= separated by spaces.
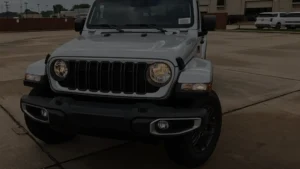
xmin=74 ymin=17 xmax=85 ymax=33
xmin=202 ymin=15 xmax=216 ymax=31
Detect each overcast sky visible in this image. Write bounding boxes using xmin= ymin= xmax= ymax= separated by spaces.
xmin=0 ymin=0 xmax=94 ymax=13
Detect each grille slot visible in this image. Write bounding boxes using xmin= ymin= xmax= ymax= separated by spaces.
xmin=78 ymin=61 xmax=88 ymax=91
xmin=58 ymin=60 xmax=160 ymax=95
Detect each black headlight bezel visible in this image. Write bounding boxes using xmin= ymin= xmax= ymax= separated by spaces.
xmin=50 ymin=59 xmax=69 ymax=81
xmin=146 ymin=62 xmax=172 ymax=87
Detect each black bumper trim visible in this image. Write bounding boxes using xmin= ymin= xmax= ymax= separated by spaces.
xmin=20 ymin=95 xmax=208 ymax=138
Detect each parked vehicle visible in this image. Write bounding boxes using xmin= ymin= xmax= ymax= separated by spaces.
xmin=254 ymin=12 xmax=287 ymax=29
xmin=20 ymin=0 xmax=222 ymax=168
xmin=283 ymin=12 xmax=300 ymax=29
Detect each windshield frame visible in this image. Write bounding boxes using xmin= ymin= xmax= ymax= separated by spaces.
xmin=85 ymin=0 xmax=195 ymax=30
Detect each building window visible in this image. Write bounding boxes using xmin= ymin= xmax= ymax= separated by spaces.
xmin=217 ymin=0 xmax=225 ymax=6
xmin=293 ymin=0 xmax=300 ymax=3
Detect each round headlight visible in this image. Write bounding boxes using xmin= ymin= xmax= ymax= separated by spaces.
xmin=147 ymin=63 xmax=172 ymax=87
xmin=52 ymin=60 xmax=68 ymax=80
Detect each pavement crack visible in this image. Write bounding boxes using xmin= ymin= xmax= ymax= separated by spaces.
xmin=0 ymin=105 xmax=24 ymax=129
xmin=223 ymin=89 xmax=300 ymax=116
xmin=221 ymin=68 xmax=300 ymax=82
xmin=0 ymin=105 xmax=65 ymax=169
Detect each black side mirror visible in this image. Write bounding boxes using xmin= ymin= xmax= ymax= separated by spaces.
xmin=74 ymin=17 xmax=86 ymax=34
xmin=202 ymin=15 xmax=216 ymax=31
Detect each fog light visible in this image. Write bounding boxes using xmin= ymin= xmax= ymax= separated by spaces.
xmin=157 ymin=120 xmax=169 ymax=130
xmin=41 ymin=109 xmax=48 ymax=117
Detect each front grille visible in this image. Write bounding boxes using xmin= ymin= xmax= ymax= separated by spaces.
xmin=58 ymin=60 xmax=160 ymax=94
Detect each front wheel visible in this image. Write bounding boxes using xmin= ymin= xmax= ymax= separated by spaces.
xmin=164 ymin=91 xmax=222 ymax=168
xmin=275 ymin=23 xmax=281 ymax=29
xmin=287 ymin=26 xmax=296 ymax=30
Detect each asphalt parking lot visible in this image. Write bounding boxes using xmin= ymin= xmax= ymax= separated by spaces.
xmin=0 ymin=30 xmax=300 ymax=169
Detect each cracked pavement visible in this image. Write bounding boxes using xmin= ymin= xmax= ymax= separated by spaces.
xmin=0 ymin=30 xmax=300 ymax=169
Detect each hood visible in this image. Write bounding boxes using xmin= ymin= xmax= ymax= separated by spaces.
xmin=50 ymin=32 xmax=198 ymax=66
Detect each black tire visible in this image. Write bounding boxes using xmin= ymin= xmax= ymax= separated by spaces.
xmin=275 ymin=23 xmax=281 ymax=29
xmin=256 ymin=26 xmax=264 ymax=30
xmin=287 ymin=26 xmax=296 ymax=30
xmin=164 ymin=91 xmax=222 ymax=168
xmin=24 ymin=87 xmax=76 ymax=144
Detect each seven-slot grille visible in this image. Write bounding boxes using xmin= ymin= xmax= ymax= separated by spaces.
xmin=57 ymin=60 xmax=160 ymax=94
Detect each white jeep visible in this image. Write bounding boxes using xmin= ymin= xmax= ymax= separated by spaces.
xmin=20 ymin=0 xmax=222 ymax=167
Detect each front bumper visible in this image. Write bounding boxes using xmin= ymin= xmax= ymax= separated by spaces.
xmin=20 ymin=95 xmax=208 ymax=139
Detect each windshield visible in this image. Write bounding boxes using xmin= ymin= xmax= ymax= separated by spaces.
xmin=87 ymin=0 xmax=194 ymax=29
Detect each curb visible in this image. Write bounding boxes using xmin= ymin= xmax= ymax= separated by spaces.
xmin=222 ymin=29 xmax=300 ymax=34
xmin=0 ymin=29 xmax=73 ymax=34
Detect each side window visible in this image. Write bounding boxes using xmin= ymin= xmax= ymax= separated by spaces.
xmin=286 ymin=13 xmax=300 ymax=17
xmin=217 ymin=0 xmax=225 ymax=6
xmin=88 ymin=6 xmax=100 ymax=24
xmin=280 ymin=13 xmax=286 ymax=17
xmin=284 ymin=13 xmax=292 ymax=18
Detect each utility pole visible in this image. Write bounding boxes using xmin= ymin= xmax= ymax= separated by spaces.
xmin=4 ymin=1 xmax=9 ymax=18
xmin=37 ymin=4 xmax=40 ymax=13
xmin=20 ymin=0 xmax=23 ymax=14
xmin=24 ymin=2 xmax=28 ymax=18
xmin=4 ymin=1 xmax=8 ymax=12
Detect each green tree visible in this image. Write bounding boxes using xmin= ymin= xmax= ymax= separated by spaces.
xmin=41 ymin=10 xmax=53 ymax=17
xmin=71 ymin=4 xmax=90 ymax=11
xmin=24 ymin=9 xmax=38 ymax=14
xmin=24 ymin=9 xmax=31 ymax=13
xmin=53 ymin=4 xmax=68 ymax=13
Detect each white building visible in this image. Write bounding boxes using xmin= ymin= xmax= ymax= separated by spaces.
xmin=199 ymin=0 xmax=300 ymax=15
xmin=54 ymin=8 xmax=90 ymax=18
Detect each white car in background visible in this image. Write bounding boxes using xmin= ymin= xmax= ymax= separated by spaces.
xmin=254 ymin=12 xmax=287 ymax=29
xmin=283 ymin=12 xmax=300 ymax=29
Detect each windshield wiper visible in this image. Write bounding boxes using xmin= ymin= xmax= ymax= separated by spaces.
xmin=140 ymin=24 xmax=167 ymax=33
xmin=125 ymin=24 xmax=167 ymax=33
xmin=94 ymin=24 xmax=125 ymax=33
